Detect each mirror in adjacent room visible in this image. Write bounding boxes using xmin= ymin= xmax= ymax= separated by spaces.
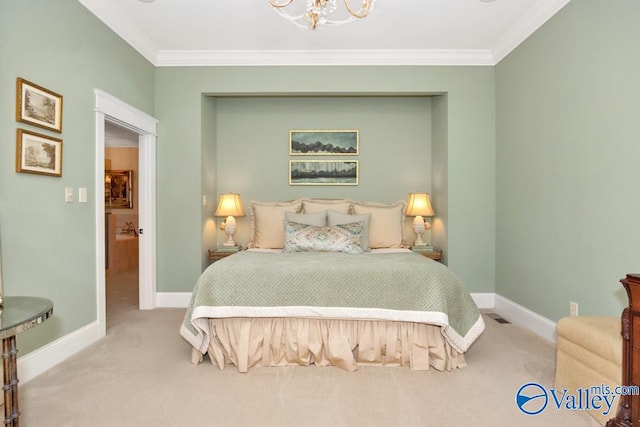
xmin=105 ymin=170 xmax=133 ymax=209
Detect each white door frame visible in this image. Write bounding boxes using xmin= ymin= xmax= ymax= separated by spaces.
xmin=94 ymin=90 xmax=158 ymax=338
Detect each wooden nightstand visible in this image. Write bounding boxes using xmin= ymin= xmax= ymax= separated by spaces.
xmin=208 ymin=248 xmax=241 ymax=264
xmin=412 ymin=248 xmax=443 ymax=263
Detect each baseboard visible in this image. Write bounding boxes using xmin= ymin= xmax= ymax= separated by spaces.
xmin=18 ymin=321 xmax=101 ymax=384
xmin=470 ymin=293 xmax=495 ymax=309
xmin=494 ymin=294 xmax=557 ymax=343
xmin=160 ymin=292 xmax=498 ymax=311
xmin=156 ymin=292 xmax=192 ymax=308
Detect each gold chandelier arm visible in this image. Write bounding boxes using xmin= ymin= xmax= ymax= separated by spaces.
xmin=344 ymin=0 xmax=372 ymax=19
xmin=268 ymin=0 xmax=295 ymax=8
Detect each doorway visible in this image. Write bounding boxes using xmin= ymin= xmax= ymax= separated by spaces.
xmin=105 ymin=122 xmax=140 ymax=327
xmin=94 ymin=90 xmax=158 ymax=339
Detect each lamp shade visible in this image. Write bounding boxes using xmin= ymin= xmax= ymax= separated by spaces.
xmin=214 ymin=193 xmax=245 ymax=217
xmin=405 ymin=193 xmax=435 ymax=217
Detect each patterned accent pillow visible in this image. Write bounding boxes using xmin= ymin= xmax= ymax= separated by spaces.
xmin=282 ymin=220 xmax=365 ymax=254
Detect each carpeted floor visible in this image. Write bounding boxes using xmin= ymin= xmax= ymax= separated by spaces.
xmin=18 ymin=270 xmax=601 ymax=426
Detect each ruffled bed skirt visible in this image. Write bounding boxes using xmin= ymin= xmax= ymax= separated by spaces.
xmin=195 ymin=317 xmax=466 ymax=373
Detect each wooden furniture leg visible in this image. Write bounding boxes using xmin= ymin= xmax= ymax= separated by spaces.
xmin=2 ymin=335 xmax=20 ymax=426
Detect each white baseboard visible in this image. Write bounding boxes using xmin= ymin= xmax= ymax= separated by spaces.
xmin=156 ymin=292 xmax=192 ymax=308
xmin=18 ymin=321 xmax=101 ymax=384
xmin=470 ymin=292 xmax=495 ymax=309
xmin=494 ymin=294 xmax=557 ymax=343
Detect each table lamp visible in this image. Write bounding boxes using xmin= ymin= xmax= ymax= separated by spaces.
xmin=214 ymin=193 xmax=245 ymax=247
xmin=405 ymin=193 xmax=435 ymax=249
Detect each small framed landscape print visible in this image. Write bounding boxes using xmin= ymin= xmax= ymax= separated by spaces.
xmin=16 ymin=78 xmax=63 ymax=133
xmin=289 ymin=160 xmax=359 ymax=186
xmin=16 ymin=129 xmax=63 ymax=177
xmin=289 ymin=130 xmax=359 ymax=155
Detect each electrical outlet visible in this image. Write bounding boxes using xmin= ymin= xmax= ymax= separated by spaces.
xmin=570 ymin=301 xmax=579 ymax=317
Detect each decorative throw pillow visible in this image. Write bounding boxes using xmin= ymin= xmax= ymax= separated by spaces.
xmin=301 ymin=198 xmax=353 ymax=214
xmin=248 ymin=200 xmax=302 ymax=249
xmin=352 ymin=201 xmax=405 ymax=248
xmin=326 ymin=209 xmax=371 ymax=251
xmin=282 ymin=220 xmax=364 ymax=254
xmin=284 ymin=210 xmax=327 ymax=227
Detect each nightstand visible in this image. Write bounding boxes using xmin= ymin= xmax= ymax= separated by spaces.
xmin=208 ymin=248 xmax=241 ymax=264
xmin=412 ymin=248 xmax=443 ymax=263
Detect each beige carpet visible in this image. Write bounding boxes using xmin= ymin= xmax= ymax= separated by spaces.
xmin=18 ymin=270 xmax=601 ymax=427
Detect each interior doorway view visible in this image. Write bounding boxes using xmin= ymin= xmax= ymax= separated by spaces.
xmin=105 ymin=122 xmax=140 ymax=327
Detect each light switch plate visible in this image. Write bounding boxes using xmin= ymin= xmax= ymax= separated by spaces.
xmin=79 ymin=187 xmax=87 ymax=203
xmin=65 ymin=187 xmax=73 ymax=203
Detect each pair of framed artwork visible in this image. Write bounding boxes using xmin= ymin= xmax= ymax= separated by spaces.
xmin=15 ymin=78 xmax=64 ymax=177
xmin=288 ymin=130 xmax=359 ymax=186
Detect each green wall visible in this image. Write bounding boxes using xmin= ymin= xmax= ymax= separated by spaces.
xmin=496 ymin=0 xmax=640 ymax=320
xmin=0 ymin=0 xmax=155 ymax=355
xmin=155 ymin=66 xmax=496 ymax=294
xmin=213 ymin=96 xmax=433 ymax=246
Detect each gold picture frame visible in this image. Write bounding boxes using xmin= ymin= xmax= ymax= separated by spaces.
xmin=289 ymin=160 xmax=359 ymax=186
xmin=289 ymin=130 xmax=359 ymax=155
xmin=105 ymin=170 xmax=133 ymax=209
xmin=16 ymin=129 xmax=63 ymax=177
xmin=16 ymin=78 xmax=63 ymax=133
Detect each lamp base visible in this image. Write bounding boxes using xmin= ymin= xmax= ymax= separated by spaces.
xmin=223 ymin=215 xmax=237 ymax=247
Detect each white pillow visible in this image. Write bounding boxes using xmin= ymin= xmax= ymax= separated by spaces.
xmin=327 ymin=209 xmax=371 ymax=251
xmin=248 ymin=200 xmax=302 ymax=249
xmin=282 ymin=220 xmax=364 ymax=254
xmin=352 ymin=201 xmax=405 ymax=248
xmin=284 ymin=210 xmax=327 ymax=227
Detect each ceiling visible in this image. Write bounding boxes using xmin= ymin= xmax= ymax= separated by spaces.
xmin=78 ymin=0 xmax=571 ymax=67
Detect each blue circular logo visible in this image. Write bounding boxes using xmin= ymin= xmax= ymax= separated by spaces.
xmin=516 ymin=382 xmax=548 ymax=415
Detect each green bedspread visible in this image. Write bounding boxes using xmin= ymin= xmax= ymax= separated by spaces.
xmin=180 ymin=250 xmax=484 ymax=355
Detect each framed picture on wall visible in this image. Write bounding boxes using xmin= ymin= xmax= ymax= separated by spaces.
xmin=105 ymin=170 xmax=134 ymax=209
xmin=289 ymin=160 xmax=359 ymax=186
xmin=289 ymin=130 xmax=359 ymax=155
xmin=16 ymin=78 xmax=63 ymax=133
xmin=16 ymin=129 xmax=63 ymax=177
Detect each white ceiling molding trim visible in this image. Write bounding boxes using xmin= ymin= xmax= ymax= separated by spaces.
xmin=78 ymin=0 xmax=573 ymax=68
xmin=492 ymin=0 xmax=573 ymax=64
xmin=78 ymin=0 xmax=159 ymax=65
xmin=155 ymin=49 xmax=496 ymax=67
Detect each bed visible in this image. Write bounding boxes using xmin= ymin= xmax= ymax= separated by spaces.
xmin=180 ymin=198 xmax=485 ymax=372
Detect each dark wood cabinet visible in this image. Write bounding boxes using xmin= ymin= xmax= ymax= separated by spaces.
xmin=607 ymin=274 xmax=640 ymax=427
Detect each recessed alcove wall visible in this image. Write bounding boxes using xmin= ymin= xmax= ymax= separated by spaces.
xmin=155 ymin=66 xmax=495 ymax=294
xmin=209 ymin=96 xmax=437 ymax=248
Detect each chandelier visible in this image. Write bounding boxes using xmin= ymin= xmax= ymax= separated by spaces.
xmin=268 ymin=0 xmax=375 ymax=30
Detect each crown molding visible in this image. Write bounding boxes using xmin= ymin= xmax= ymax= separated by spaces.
xmin=79 ymin=0 xmax=572 ymax=68
xmin=154 ymin=49 xmax=495 ymax=67
xmin=78 ymin=0 xmax=158 ymax=65
xmin=492 ymin=0 xmax=572 ymax=64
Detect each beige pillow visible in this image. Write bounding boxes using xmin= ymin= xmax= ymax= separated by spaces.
xmin=352 ymin=201 xmax=406 ymax=248
xmin=249 ymin=200 xmax=302 ymax=249
xmin=302 ymin=198 xmax=353 ymax=214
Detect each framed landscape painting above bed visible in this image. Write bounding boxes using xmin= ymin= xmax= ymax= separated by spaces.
xmin=289 ymin=160 xmax=358 ymax=186
xmin=289 ymin=130 xmax=358 ymax=155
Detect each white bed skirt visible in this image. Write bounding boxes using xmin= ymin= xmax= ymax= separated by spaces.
xmin=193 ymin=317 xmax=466 ymax=373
